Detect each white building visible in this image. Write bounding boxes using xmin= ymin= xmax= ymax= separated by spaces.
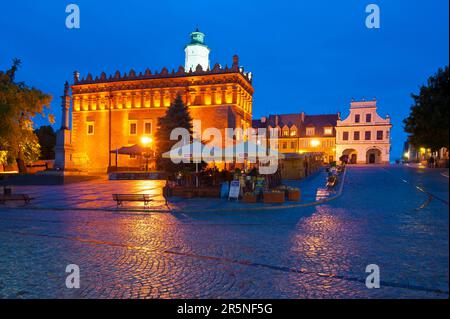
xmin=184 ymin=29 xmax=210 ymax=72
xmin=336 ymin=99 xmax=392 ymax=164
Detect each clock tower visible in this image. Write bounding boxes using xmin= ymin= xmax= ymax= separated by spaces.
xmin=185 ymin=28 xmax=210 ymax=72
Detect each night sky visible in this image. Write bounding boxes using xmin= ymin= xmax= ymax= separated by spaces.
xmin=1 ymin=0 xmax=448 ymax=159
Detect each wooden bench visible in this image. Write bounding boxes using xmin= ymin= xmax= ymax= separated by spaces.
xmin=0 ymin=194 xmax=34 ymax=205
xmin=326 ymin=175 xmax=338 ymax=188
xmin=112 ymin=194 xmax=153 ymax=208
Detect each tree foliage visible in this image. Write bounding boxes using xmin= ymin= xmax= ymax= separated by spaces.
xmin=403 ymin=66 xmax=449 ymax=152
xmin=35 ymin=125 xmax=56 ymax=160
xmin=155 ymin=94 xmax=193 ymax=173
xmin=0 ymin=59 xmax=52 ymax=172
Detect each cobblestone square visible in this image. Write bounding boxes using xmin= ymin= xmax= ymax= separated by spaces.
xmin=0 ymin=166 xmax=448 ymax=299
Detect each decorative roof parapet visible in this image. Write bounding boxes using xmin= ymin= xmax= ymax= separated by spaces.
xmin=73 ymin=56 xmax=252 ymax=86
xmin=350 ymin=99 xmax=377 ymax=109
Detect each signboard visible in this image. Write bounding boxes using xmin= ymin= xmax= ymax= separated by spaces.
xmin=220 ymin=182 xmax=230 ymax=198
xmin=228 ymin=180 xmax=241 ymax=200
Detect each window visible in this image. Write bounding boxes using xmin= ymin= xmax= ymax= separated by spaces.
xmin=355 ymin=114 xmax=360 ymax=123
xmin=87 ymin=122 xmax=94 ymax=135
xmin=282 ymin=142 xmax=287 ymax=149
xmin=354 ymin=131 xmax=360 ymax=141
xmin=129 ymin=154 xmax=136 ymax=159
xmin=290 ymin=130 xmax=297 ymax=137
xmin=366 ymin=114 xmax=372 ymax=123
xmin=291 ymin=141 xmax=296 ymax=149
xmin=377 ymin=130 xmax=383 ymax=140
xmin=129 ymin=121 xmax=137 ymax=135
xmin=306 ymin=127 xmax=315 ymax=136
xmin=324 ymin=127 xmax=333 ymax=135
xmin=343 ymin=131 xmax=349 ymax=141
xmin=283 ymin=130 xmax=289 ymax=137
xmin=365 ymin=131 xmax=371 ymax=140
xmin=144 ymin=121 xmax=152 ymax=135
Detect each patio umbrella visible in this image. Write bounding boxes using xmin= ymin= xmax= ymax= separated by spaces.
xmin=162 ymin=140 xmax=221 ymax=187
xmin=223 ymin=140 xmax=285 ymax=163
xmin=110 ymin=144 xmax=150 ymax=155
xmin=110 ymin=144 xmax=153 ymax=169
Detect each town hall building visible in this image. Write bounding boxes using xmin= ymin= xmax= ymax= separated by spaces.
xmin=55 ymin=29 xmax=254 ymax=173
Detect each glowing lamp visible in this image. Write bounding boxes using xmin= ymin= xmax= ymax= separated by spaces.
xmin=311 ymin=140 xmax=320 ymax=147
xmin=141 ymin=136 xmax=153 ymax=146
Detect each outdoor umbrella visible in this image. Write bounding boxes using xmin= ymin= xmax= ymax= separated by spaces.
xmin=110 ymin=144 xmax=151 ymax=155
xmin=162 ymin=140 xmax=222 ymax=187
xmin=110 ymin=144 xmax=152 ymax=168
xmin=223 ymin=140 xmax=285 ymax=164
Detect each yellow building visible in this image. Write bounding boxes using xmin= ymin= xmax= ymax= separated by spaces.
xmin=252 ymin=113 xmax=338 ymax=163
xmin=55 ymin=30 xmax=253 ymax=173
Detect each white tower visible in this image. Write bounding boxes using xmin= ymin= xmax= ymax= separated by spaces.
xmin=184 ymin=29 xmax=210 ymax=72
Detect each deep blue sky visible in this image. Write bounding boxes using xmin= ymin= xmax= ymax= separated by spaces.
xmin=1 ymin=0 xmax=448 ymax=159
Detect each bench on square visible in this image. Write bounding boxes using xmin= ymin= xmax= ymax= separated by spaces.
xmin=326 ymin=175 xmax=338 ymax=188
xmin=0 ymin=194 xmax=34 ymax=205
xmin=112 ymin=194 xmax=154 ymax=208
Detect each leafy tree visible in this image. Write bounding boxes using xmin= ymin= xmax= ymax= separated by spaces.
xmin=0 ymin=150 xmax=8 ymax=171
xmin=0 ymin=59 xmax=52 ymax=172
xmin=403 ymin=66 xmax=449 ymax=153
xmin=155 ymin=94 xmax=193 ymax=173
xmin=35 ymin=125 xmax=56 ymax=159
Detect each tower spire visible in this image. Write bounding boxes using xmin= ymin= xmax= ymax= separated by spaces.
xmin=184 ymin=28 xmax=210 ymax=72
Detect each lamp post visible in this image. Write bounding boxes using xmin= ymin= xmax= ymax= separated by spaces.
xmin=108 ymin=91 xmax=113 ymax=170
xmin=140 ymin=136 xmax=153 ymax=172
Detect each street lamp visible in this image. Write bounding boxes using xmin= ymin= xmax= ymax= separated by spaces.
xmin=140 ymin=136 xmax=153 ymax=171
xmin=141 ymin=136 xmax=153 ymax=146
xmin=311 ymin=139 xmax=320 ymax=148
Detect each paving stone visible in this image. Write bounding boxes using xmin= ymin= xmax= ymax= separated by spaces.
xmin=0 ymin=166 xmax=448 ymax=298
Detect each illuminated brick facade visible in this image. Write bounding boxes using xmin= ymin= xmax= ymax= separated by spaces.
xmin=55 ymin=31 xmax=253 ymax=173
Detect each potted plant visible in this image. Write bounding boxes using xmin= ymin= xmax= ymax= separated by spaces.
xmin=263 ymin=190 xmax=285 ymax=203
xmin=287 ymin=187 xmax=301 ymax=201
xmin=243 ymin=192 xmax=257 ymax=203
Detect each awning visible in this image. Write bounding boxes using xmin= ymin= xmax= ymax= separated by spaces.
xmin=110 ymin=144 xmax=151 ymax=155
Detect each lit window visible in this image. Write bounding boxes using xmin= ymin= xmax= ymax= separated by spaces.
xmin=291 ymin=141 xmax=296 ymax=149
xmin=306 ymin=127 xmax=315 ymax=136
xmin=87 ymin=122 xmax=94 ymax=135
xmin=144 ymin=121 xmax=152 ymax=135
xmin=129 ymin=122 xmax=137 ymax=135
xmin=324 ymin=127 xmax=332 ymax=135
xmin=283 ymin=130 xmax=289 ymax=137
xmin=290 ymin=130 xmax=297 ymax=136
